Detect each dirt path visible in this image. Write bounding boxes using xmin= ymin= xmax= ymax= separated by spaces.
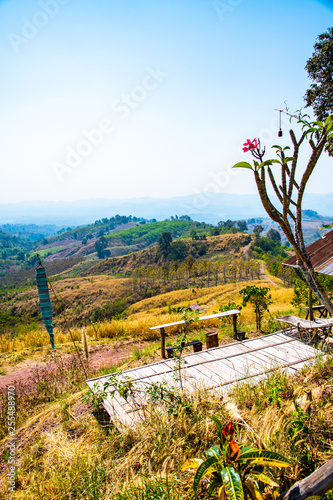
xmin=0 ymin=340 xmax=150 ymax=391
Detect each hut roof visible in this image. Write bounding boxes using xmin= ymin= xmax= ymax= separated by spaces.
xmin=184 ymin=303 xmax=203 ymax=312
xmin=283 ymin=229 xmax=333 ymax=276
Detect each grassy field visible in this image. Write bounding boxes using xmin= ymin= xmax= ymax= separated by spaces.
xmin=0 ymin=278 xmax=294 ymax=354
xmin=3 ymin=274 xmax=330 ymax=499
xmin=1 ymin=351 xmax=333 ymax=499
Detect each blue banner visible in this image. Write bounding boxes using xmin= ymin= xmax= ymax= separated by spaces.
xmin=36 ymin=265 xmax=55 ymax=350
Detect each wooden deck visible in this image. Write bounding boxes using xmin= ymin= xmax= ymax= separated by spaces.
xmin=86 ymin=332 xmax=325 ymax=427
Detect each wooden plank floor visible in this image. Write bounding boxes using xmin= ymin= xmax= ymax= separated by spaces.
xmin=86 ymin=332 xmax=326 ymax=426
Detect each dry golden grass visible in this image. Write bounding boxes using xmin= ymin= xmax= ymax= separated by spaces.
xmin=0 ymin=278 xmax=295 ymax=355
xmin=1 ymin=275 xmax=131 ymax=327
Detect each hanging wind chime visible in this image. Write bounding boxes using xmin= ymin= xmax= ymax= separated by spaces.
xmin=36 ymin=254 xmax=55 ymax=350
xmin=275 ymin=108 xmax=283 ymax=137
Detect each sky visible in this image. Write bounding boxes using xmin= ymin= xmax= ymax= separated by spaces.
xmin=0 ymin=0 xmax=333 ymax=204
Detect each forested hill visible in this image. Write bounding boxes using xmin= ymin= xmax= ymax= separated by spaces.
xmin=0 ymin=230 xmax=34 ymax=263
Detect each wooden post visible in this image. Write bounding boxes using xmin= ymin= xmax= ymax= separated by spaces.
xmin=160 ymin=327 xmax=166 ymax=359
xmin=206 ymin=332 xmax=218 ymax=349
xmin=232 ymin=314 xmax=237 ymax=338
xmin=309 ymin=286 xmax=313 ymax=320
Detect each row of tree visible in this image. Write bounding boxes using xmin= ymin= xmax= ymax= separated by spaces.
xmin=131 ymin=257 xmax=261 ymax=291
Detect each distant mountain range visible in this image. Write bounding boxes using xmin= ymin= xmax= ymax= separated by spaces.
xmin=0 ymin=193 xmax=332 ymax=226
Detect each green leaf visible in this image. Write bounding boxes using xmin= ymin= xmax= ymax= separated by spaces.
xmin=232 ymin=162 xmax=253 ymax=170
xmin=283 ymin=157 xmax=295 ymax=163
xmin=181 ymin=458 xmax=203 ymax=471
xmin=313 ymin=120 xmax=324 ymax=127
xmin=326 ymin=122 xmax=333 ymax=132
xmin=209 ymin=416 xmax=225 ymax=448
xmin=239 ymin=446 xmax=257 ymax=456
xmin=283 ymin=146 xmax=291 ymax=151
xmin=244 ymin=479 xmax=263 ymax=500
xmin=208 ymin=478 xmax=224 ymax=496
xmin=205 ymin=445 xmax=221 ymax=460
xmin=272 ymin=145 xmax=282 ymax=150
xmin=237 ymin=449 xmax=291 ymax=468
xmin=320 ymin=223 xmax=333 ymax=230
xmin=221 ymin=466 xmax=244 ymax=500
xmin=250 ymin=472 xmax=279 ymax=488
xmin=258 ymin=159 xmax=280 ymax=169
xmin=209 ymin=415 xmax=225 ymax=433
xmin=193 ymin=456 xmax=221 ymax=495
xmin=324 ymin=116 xmax=333 ymax=127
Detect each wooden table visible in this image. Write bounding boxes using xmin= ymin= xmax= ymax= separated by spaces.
xmin=304 ymin=305 xmax=331 ymax=320
xmin=149 ymin=310 xmax=241 ymax=359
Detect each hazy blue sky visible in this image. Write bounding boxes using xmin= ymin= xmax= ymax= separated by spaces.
xmin=0 ymin=0 xmax=333 ymax=203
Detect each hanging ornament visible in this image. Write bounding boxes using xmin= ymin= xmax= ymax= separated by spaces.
xmin=276 ymin=109 xmax=283 ymax=137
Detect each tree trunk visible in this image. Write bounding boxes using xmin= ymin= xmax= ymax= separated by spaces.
xmin=253 ymin=168 xmax=333 ymax=317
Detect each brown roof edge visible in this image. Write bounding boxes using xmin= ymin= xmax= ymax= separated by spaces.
xmin=282 ymin=229 xmax=333 ymax=275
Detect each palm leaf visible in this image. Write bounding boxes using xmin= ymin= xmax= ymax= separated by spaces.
xmin=238 ymin=449 xmax=291 ymax=468
xmin=221 ymin=466 xmax=244 ymax=500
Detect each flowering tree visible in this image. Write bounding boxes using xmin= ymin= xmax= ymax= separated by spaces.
xmin=233 ymin=113 xmax=333 ymax=315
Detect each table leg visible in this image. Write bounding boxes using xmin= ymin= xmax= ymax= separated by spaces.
xmin=160 ymin=328 xmax=166 ymax=359
xmin=232 ymin=314 xmax=237 ymax=338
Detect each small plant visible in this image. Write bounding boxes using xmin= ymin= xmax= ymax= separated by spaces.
xmin=146 ymin=380 xmax=193 ymax=415
xmin=132 ymin=348 xmax=142 ymax=360
xmin=240 ymin=285 xmax=272 ymax=331
xmin=171 ymin=310 xmax=200 ymax=390
xmin=216 ymin=301 xmax=243 ymax=327
xmin=182 ymin=418 xmax=291 ymax=499
xmin=82 ymin=382 xmax=107 ymax=412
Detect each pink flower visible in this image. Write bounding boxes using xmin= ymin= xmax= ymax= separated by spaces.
xmin=243 ymin=138 xmax=259 ymax=153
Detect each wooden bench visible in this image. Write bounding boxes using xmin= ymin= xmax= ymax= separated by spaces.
xmin=149 ymin=309 xmax=241 ymax=359
xmin=166 ymin=340 xmax=203 ymax=358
